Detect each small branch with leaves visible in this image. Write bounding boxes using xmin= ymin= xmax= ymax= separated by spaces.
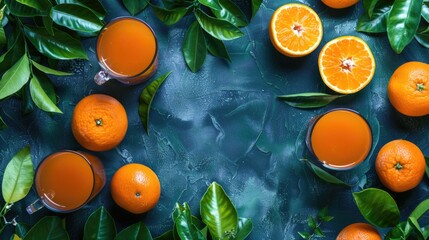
xmin=298 ymin=207 xmax=334 ymax=239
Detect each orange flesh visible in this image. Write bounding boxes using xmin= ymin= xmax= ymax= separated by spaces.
xmin=35 ymin=152 xmax=105 ymax=211
xmin=310 ymin=110 xmax=372 ymax=169
xmin=320 ymin=38 xmax=374 ymax=91
xmin=97 ymin=18 xmax=156 ymax=77
xmin=274 ymin=6 xmax=322 ymax=53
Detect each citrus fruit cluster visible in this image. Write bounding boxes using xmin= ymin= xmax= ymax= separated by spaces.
xmin=71 ymin=94 xmax=160 ymax=214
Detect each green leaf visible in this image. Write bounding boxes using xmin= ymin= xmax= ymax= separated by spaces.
xmin=307 ymin=216 xmax=316 ymax=229
xmin=353 ymin=188 xmax=400 ymax=228
xmin=162 ymin=0 xmax=191 ymax=9
xmin=408 ymin=217 xmax=425 ymax=240
xmin=385 ymin=221 xmax=413 ymax=240
xmin=298 ymin=231 xmax=310 ymax=239
xmin=29 ymin=72 xmax=62 ymax=114
xmin=153 ymin=230 xmax=174 ymax=240
xmin=21 ymin=83 xmax=36 ymax=115
xmin=251 ymin=0 xmax=262 ymax=19
xmin=0 ymin=54 xmax=31 ymax=101
xmin=122 ymin=0 xmax=149 ymax=15
xmin=314 ymin=227 xmax=324 ymax=237
xmin=56 ymin=0 xmax=106 ymax=20
xmin=31 ymin=60 xmax=73 ymax=76
xmin=11 ymin=234 xmax=21 ymax=240
xmin=0 ymin=28 xmax=26 ymax=74
xmin=415 ymin=30 xmax=429 ymax=48
xmin=4 ymin=0 xmax=45 ymax=16
xmin=24 ymin=25 xmax=88 ymax=60
xmin=0 ymin=116 xmax=6 ymax=130
xmin=0 ymin=27 xmax=5 ymax=48
xmin=183 ymin=21 xmax=207 ymax=72
xmin=425 ymin=156 xmax=429 ymax=179
xmin=173 ymin=203 xmax=205 ymax=240
xmin=114 ymin=222 xmax=152 ymax=240
xmin=151 ymin=4 xmax=188 ymax=25
xmin=23 ymin=216 xmax=69 ymax=240
xmin=212 ymin=0 xmax=248 ymax=27
xmin=357 ymin=0 xmax=391 ymax=33
xmin=300 ymin=159 xmax=351 ymax=187
xmin=16 ymin=0 xmax=51 ymax=12
xmin=51 ymin=4 xmax=103 ymax=33
xmin=410 ymin=198 xmax=429 ymax=220
xmin=1 ymin=146 xmax=33 ymax=204
xmin=205 ymin=32 xmax=231 ymax=61
xmin=198 ymin=0 xmax=221 ymax=11
xmin=362 ymin=0 xmax=380 ymax=18
xmin=84 ymin=207 xmax=116 ymax=240
xmin=316 ymin=207 xmax=334 ymax=222
xmin=422 ymin=3 xmax=429 ymax=22
xmin=195 ymin=9 xmax=244 ymax=41
xmin=234 ymin=218 xmax=253 ymax=240
xmin=139 ymin=72 xmax=171 ymax=134
xmin=387 ymin=0 xmax=423 ymax=53
xmin=277 ymin=93 xmax=344 ymax=109
xmin=42 ymin=16 xmax=54 ymax=35
xmin=200 ymin=182 xmax=238 ymax=240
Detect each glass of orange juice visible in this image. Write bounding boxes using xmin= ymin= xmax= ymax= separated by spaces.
xmin=26 ymin=150 xmax=106 ymax=214
xmin=94 ymin=17 xmax=158 ymax=85
xmin=306 ymin=108 xmax=373 ymax=170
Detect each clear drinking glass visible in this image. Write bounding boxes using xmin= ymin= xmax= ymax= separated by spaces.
xmin=26 ymin=150 xmax=106 ymax=214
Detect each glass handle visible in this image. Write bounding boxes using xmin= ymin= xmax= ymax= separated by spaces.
xmin=26 ymin=198 xmax=45 ymax=214
xmin=94 ymin=70 xmax=111 ymax=85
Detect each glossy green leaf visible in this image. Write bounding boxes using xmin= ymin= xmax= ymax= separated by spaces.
xmin=15 ymin=222 xmax=30 ymax=238
xmin=204 ymin=32 xmax=231 ymax=61
xmin=139 ymin=72 xmax=171 ymax=134
xmin=51 ymin=4 xmax=103 ymax=33
xmin=362 ymin=0 xmax=380 ymax=17
xmin=357 ymin=0 xmax=391 ymax=33
xmin=198 ymin=0 xmax=221 ymax=11
xmin=408 ymin=217 xmax=425 ymax=240
xmin=387 ymin=0 xmax=423 ymax=53
xmin=42 ymin=16 xmax=54 ymax=35
xmin=212 ymin=0 xmax=248 ymax=27
xmin=0 ymin=116 xmax=6 ymax=130
xmin=151 ymin=4 xmax=188 ymax=25
xmin=153 ymin=230 xmax=174 ymax=240
xmin=23 ymin=216 xmax=69 ymax=240
xmin=10 ymin=234 xmax=21 ymax=240
xmin=21 ymin=83 xmax=37 ymax=115
xmin=2 ymin=146 xmax=33 ymax=203
xmin=317 ymin=207 xmax=334 ymax=222
xmin=56 ymin=0 xmax=106 ymax=20
xmin=277 ymin=93 xmax=344 ymax=109
xmin=415 ymin=29 xmax=429 ymax=48
xmin=422 ymin=3 xmax=429 ymax=22
xmin=298 ymin=231 xmax=310 ymax=239
xmin=122 ymin=0 xmax=149 ymax=15
xmin=307 ymin=216 xmax=316 ymax=229
xmin=183 ymin=21 xmax=207 ymax=72
xmin=24 ymin=26 xmax=88 ymax=60
xmin=31 ymin=60 xmax=73 ymax=76
xmin=30 ymin=72 xmax=62 ymax=114
xmin=410 ymin=198 xmax=429 ymax=219
xmin=0 ymin=28 xmax=26 ymax=74
xmin=4 ymin=0 xmax=45 ymax=16
xmin=385 ymin=221 xmax=413 ymax=240
xmin=195 ymin=9 xmax=244 ymax=41
xmin=0 ymin=27 xmax=5 ymax=48
xmin=200 ymin=182 xmax=238 ymax=239
xmin=301 ymin=159 xmax=351 ymax=187
xmin=0 ymin=54 xmax=31 ymax=101
xmin=251 ymin=0 xmax=262 ymax=18
xmin=84 ymin=207 xmax=116 ymax=240
xmin=353 ymin=188 xmax=400 ymax=227
xmin=114 ymin=222 xmax=152 ymax=240
xmin=234 ymin=218 xmax=253 ymax=240
xmin=16 ymin=0 xmax=51 ymax=12
xmin=173 ymin=203 xmax=205 ymax=240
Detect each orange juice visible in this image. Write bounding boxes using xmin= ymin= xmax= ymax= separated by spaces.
xmin=96 ymin=17 xmax=157 ymax=83
xmin=35 ymin=151 xmax=105 ymax=212
xmin=307 ymin=109 xmax=372 ymax=169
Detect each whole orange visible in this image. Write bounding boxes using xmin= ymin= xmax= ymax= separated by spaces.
xmin=72 ymin=94 xmax=128 ymax=151
xmin=388 ymin=61 xmax=429 ymax=117
xmin=322 ymin=0 xmax=359 ymax=9
xmin=375 ymin=139 xmax=425 ymax=192
xmin=337 ymin=223 xmax=381 ymax=240
xmin=110 ymin=163 xmax=161 ymax=214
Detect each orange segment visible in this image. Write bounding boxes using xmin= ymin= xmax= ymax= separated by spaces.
xmin=269 ymin=3 xmax=323 ymax=57
xmin=318 ymin=36 xmax=376 ymax=94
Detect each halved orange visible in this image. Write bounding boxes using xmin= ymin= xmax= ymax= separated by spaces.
xmin=269 ymin=3 xmax=323 ymax=57
xmin=318 ymin=36 xmax=376 ymax=94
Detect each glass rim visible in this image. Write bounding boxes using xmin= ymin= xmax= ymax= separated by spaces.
xmin=35 ymin=150 xmax=96 ymax=213
xmin=95 ymin=16 xmax=159 ymax=79
xmin=305 ymin=108 xmax=373 ymax=171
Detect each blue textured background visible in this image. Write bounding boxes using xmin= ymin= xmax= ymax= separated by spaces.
xmin=1 ymin=0 xmax=429 ymax=239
